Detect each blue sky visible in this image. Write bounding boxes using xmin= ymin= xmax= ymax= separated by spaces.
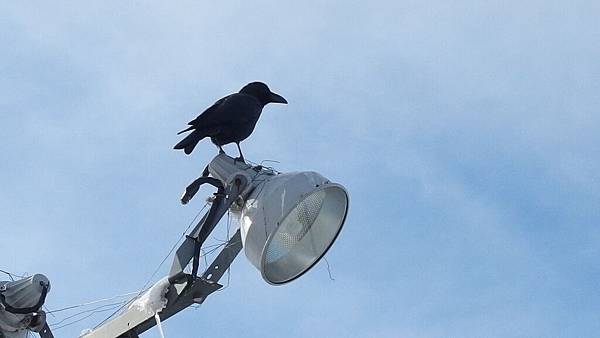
xmin=2 ymin=1 xmax=599 ymax=337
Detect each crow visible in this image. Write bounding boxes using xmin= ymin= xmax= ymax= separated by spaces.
xmin=174 ymin=82 xmax=287 ymax=162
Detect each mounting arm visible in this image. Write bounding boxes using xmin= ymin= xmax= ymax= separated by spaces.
xmin=82 ymin=154 xmax=256 ymax=338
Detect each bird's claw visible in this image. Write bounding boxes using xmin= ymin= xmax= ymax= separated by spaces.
xmin=233 ymin=156 xmax=246 ymax=164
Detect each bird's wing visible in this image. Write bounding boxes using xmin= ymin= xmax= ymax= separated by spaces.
xmin=177 ymin=96 xmax=231 ymax=135
xmin=179 ymin=94 xmax=260 ymax=134
xmin=211 ymin=94 xmax=260 ymax=125
xmin=186 ymin=95 xmax=231 ymax=126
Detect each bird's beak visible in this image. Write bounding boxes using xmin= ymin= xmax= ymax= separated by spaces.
xmin=269 ymin=92 xmax=288 ymax=104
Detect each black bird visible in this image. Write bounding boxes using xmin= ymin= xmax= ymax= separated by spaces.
xmin=174 ymin=82 xmax=287 ymax=162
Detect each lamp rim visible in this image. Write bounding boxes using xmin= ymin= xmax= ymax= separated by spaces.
xmin=259 ymin=182 xmax=349 ymax=285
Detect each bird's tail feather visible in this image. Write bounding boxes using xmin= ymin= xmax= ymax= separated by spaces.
xmin=184 ymin=143 xmax=196 ymax=155
xmin=174 ymin=130 xmax=205 ymax=155
xmin=174 ymin=126 xmax=221 ymax=155
xmin=177 ymin=125 xmax=195 ymax=135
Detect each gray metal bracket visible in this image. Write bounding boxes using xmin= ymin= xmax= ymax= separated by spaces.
xmin=169 ymin=172 xmax=249 ymax=278
xmin=131 ymin=230 xmax=242 ymax=336
xmin=39 ymin=323 xmax=54 ymax=338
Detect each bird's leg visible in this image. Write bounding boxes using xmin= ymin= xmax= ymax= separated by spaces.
xmin=234 ymin=142 xmax=245 ymax=163
xmin=218 ymin=146 xmax=225 ymax=154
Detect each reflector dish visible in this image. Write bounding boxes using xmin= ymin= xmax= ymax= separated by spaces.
xmin=240 ymin=171 xmax=348 ymax=285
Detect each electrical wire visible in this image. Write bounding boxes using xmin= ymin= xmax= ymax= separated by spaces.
xmin=199 ymin=242 xmax=227 ymax=257
xmin=246 ymin=159 xmax=282 ymax=175
xmin=140 ymin=201 xmax=210 ymax=291
xmin=323 ymin=258 xmax=335 ymax=281
xmin=51 ymin=303 xmax=125 ymax=331
xmin=0 ymin=268 xmax=24 ymax=281
xmin=45 ymin=291 xmax=143 ymax=314
xmin=216 ymin=211 xmax=232 ymax=292
xmin=94 ymin=202 xmax=209 ymax=329
xmin=43 ymin=292 xmax=148 ymax=334
xmin=49 ymin=301 xmax=128 ymax=326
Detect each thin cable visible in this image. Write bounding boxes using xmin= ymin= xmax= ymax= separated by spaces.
xmin=259 ymin=159 xmax=281 ymax=165
xmin=95 ymin=202 xmax=209 ymax=329
xmin=44 ymin=305 xmax=56 ymax=318
xmin=224 ymin=212 xmax=233 ymax=288
xmin=0 ymin=269 xmax=23 ymax=281
xmin=217 ymin=211 xmax=232 ymax=292
xmin=200 ymin=242 xmax=227 ymax=257
xmin=245 ymin=159 xmax=282 ymax=175
xmin=52 ymin=303 xmax=124 ymax=331
xmin=46 ymin=291 xmax=143 ymax=314
xmin=323 ymin=258 xmax=335 ymax=281
xmin=49 ymin=301 xmax=127 ymax=326
xmin=141 ymin=202 xmax=209 ymax=290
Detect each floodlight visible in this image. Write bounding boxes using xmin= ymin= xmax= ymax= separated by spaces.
xmin=239 ymin=171 xmax=348 ymax=284
xmin=0 ymin=274 xmax=51 ymax=337
xmin=207 ymin=155 xmax=349 ymax=285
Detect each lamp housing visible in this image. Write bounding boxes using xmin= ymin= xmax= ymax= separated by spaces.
xmin=208 ymin=154 xmax=349 ymax=285
xmin=239 ymin=172 xmax=348 ymax=284
xmin=208 ymin=155 xmax=348 ymax=285
xmin=0 ymin=274 xmax=50 ymax=337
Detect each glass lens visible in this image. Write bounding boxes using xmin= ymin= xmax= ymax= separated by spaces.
xmin=262 ymin=186 xmax=348 ymax=284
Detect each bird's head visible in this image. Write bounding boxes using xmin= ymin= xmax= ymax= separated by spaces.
xmin=240 ymin=82 xmax=288 ymax=106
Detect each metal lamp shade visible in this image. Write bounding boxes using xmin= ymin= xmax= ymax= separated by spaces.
xmin=0 ymin=274 xmax=50 ymax=334
xmin=240 ymin=171 xmax=348 ymax=285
